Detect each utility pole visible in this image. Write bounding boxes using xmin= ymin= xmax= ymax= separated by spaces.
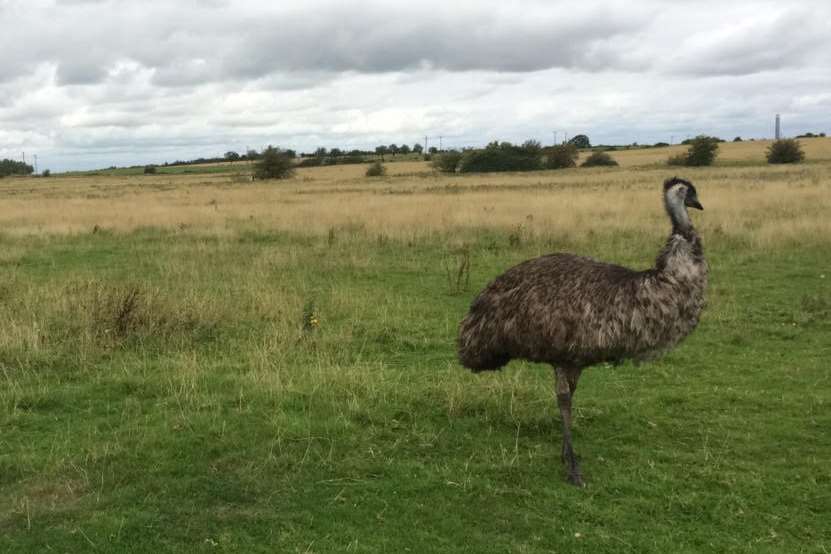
xmin=34 ymin=154 xmax=38 ymax=174
xmin=775 ymin=114 xmax=781 ymax=140
xmin=439 ymin=136 xmax=443 ymax=151
xmin=424 ymin=136 xmax=428 ymax=153
xmin=552 ymin=131 xmax=557 ymax=145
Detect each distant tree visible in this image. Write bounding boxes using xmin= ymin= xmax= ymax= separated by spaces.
xmin=314 ymin=147 xmax=327 ymax=158
xmin=545 ymin=143 xmax=579 ymax=169
xmin=733 ymin=136 xmax=743 ymax=142
xmin=329 ymin=148 xmax=343 ymax=158
xmin=399 ymin=144 xmax=411 ymax=155
xmin=653 ymin=142 xmax=670 ymax=148
xmin=0 ymin=158 xmax=34 ymax=176
xmin=42 ymin=169 xmax=51 ymax=177
xmin=143 ymin=165 xmax=157 ymax=174
xmin=685 ymin=135 xmax=720 ymax=166
xmin=245 ymin=149 xmax=260 ymax=160
xmin=567 ymin=134 xmax=591 ymax=149
xmin=388 ymin=144 xmax=399 ymax=156
xmin=521 ymin=140 xmax=543 ymax=156
xmin=668 ymin=135 xmax=720 ymax=166
xmin=580 ymin=150 xmax=618 ymax=167
xmin=254 ymin=146 xmax=296 ymax=180
xmin=365 ymin=161 xmax=386 ymax=177
xmin=766 ymin=139 xmax=805 ymax=164
xmin=224 ymin=151 xmax=240 ymax=162
xmin=412 ymin=143 xmax=423 ymax=154
xmin=375 ymin=145 xmax=388 ymax=161
xmin=452 ymin=141 xmax=544 ymax=173
xmin=428 ymin=146 xmax=438 ymax=154
xmin=283 ymin=149 xmax=296 ymax=159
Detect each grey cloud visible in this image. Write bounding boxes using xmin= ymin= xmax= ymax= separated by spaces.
xmin=1 ymin=1 xmax=653 ymax=88
xmin=663 ymin=8 xmax=830 ymax=76
xmin=225 ymin=4 xmax=649 ymax=77
xmin=3 ymin=1 xmax=831 ymax=172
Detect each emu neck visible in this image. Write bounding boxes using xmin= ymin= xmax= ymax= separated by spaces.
xmin=664 ymin=194 xmax=692 ymax=236
xmin=655 ymin=222 xmax=704 ymax=279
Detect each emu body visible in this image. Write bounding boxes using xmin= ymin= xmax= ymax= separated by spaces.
xmin=458 ymin=178 xmax=707 ymax=485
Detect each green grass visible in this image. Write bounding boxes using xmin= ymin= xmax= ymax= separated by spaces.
xmin=1 ymin=227 xmax=829 ymax=552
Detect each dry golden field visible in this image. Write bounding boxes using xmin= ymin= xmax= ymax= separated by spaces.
xmin=1 ymin=137 xmax=830 ymax=248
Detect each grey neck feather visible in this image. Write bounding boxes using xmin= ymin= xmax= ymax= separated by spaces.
xmin=664 ymin=185 xmax=692 ymax=234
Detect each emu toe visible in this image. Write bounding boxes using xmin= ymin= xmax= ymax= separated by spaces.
xmin=567 ymin=471 xmax=585 ymax=487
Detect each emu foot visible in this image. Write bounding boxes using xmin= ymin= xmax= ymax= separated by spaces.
xmin=566 ymin=468 xmax=585 ymax=487
xmin=562 ymin=452 xmax=585 ymax=487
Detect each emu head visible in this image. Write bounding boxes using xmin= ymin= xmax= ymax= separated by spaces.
xmin=663 ymin=177 xmax=703 ymax=230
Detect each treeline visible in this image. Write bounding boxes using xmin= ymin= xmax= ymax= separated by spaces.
xmin=431 ymin=139 xmax=617 ymax=173
xmin=160 ymin=142 xmax=427 ymax=169
xmin=0 ymin=159 xmax=34 ymax=177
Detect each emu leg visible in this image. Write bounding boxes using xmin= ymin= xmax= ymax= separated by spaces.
xmin=555 ymin=367 xmax=584 ymax=486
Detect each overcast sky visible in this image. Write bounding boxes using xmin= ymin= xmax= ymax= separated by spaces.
xmin=2 ymin=0 xmax=829 ymax=171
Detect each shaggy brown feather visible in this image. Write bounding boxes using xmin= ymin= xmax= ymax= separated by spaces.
xmin=458 ymin=177 xmax=706 ymax=486
xmin=458 ymin=181 xmax=707 ymax=372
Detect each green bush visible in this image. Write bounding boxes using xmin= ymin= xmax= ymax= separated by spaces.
xmin=456 ymin=141 xmax=543 ymax=173
xmin=686 ymin=136 xmax=720 ymax=166
xmin=365 ymin=161 xmax=386 ymax=177
xmin=545 ymin=143 xmax=578 ymax=169
xmin=143 ymin=165 xmax=157 ymax=174
xmin=42 ymin=169 xmax=51 ymax=177
xmin=580 ymin=150 xmax=618 ymax=167
xmin=766 ymin=139 xmax=805 ymax=164
xmin=431 ymin=151 xmax=463 ymax=172
xmin=667 ymin=135 xmax=720 ymax=167
xmin=254 ymin=146 xmax=296 ymax=180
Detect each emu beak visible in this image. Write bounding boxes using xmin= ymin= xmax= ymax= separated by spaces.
xmin=687 ymin=199 xmax=703 ymax=210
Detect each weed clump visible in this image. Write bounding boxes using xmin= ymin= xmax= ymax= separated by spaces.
xmin=302 ymin=300 xmax=320 ymax=335
xmin=68 ymin=282 xmax=218 ymax=349
xmin=365 ymin=161 xmax=387 ymax=177
xmin=443 ymin=246 xmax=471 ymax=295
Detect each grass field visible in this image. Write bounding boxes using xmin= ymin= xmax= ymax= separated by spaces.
xmin=1 ymin=138 xmax=830 ymax=552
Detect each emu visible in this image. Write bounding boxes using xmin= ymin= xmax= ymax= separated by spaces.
xmin=458 ymin=177 xmax=707 ymax=486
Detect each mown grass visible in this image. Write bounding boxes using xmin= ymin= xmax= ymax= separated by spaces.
xmin=1 ymin=148 xmax=830 ymax=552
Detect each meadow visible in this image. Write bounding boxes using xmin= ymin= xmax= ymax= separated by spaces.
xmin=1 ymin=139 xmax=830 ymax=552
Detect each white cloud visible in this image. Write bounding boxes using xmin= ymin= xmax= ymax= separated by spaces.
xmin=0 ymin=0 xmax=829 ymax=170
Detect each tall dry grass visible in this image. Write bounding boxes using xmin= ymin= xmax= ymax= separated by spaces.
xmin=1 ymin=138 xmax=830 ymax=249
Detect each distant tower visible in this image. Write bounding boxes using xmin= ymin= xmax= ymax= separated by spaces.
xmin=775 ymin=114 xmax=781 ymax=140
